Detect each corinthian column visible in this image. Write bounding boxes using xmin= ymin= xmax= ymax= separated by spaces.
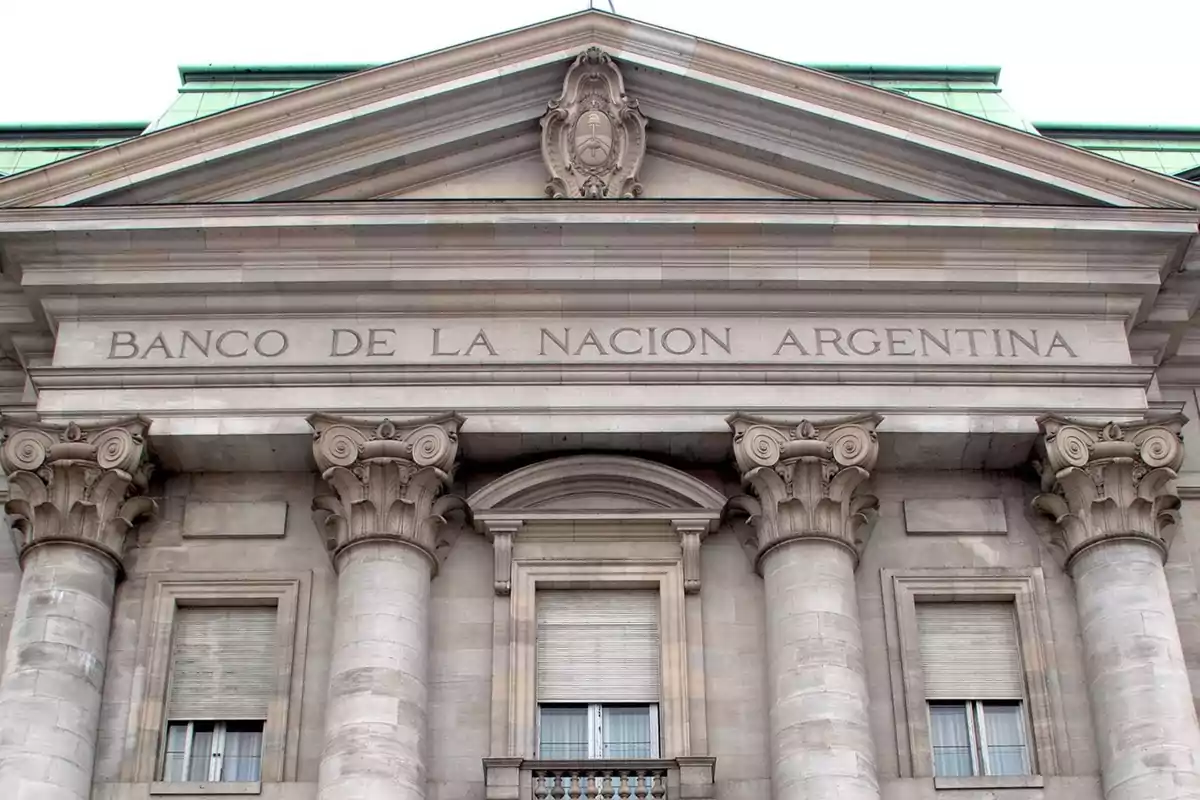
xmin=0 ymin=418 xmax=154 ymax=800
xmin=1033 ymin=415 xmax=1200 ymax=800
xmin=728 ymin=414 xmax=883 ymax=800
xmin=310 ymin=413 xmax=465 ymax=800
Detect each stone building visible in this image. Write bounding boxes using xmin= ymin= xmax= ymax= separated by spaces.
xmin=2 ymin=9 xmax=1200 ymax=800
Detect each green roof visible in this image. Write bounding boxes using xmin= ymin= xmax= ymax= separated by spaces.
xmin=0 ymin=122 xmax=147 ymax=177
xmin=811 ymin=65 xmax=1038 ymax=133
xmin=1034 ymin=123 xmax=1200 ymax=178
xmin=0 ymin=61 xmax=1195 ymax=184
xmin=145 ymin=65 xmax=373 ymax=132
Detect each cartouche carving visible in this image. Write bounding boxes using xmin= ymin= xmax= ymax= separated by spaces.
xmin=728 ymin=413 xmax=883 ymax=570
xmin=309 ymin=413 xmax=466 ymax=568
xmin=541 ymin=47 xmax=648 ymax=199
xmin=0 ymin=416 xmax=155 ymax=571
xmin=1032 ymin=414 xmax=1185 ymax=569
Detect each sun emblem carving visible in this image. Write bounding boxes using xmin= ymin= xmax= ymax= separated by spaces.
xmin=541 ymin=47 xmax=647 ymax=199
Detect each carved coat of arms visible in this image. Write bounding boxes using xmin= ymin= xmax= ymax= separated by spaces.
xmin=540 ymin=47 xmax=648 ymax=199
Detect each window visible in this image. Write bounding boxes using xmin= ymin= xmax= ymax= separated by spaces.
xmin=538 ymin=704 xmax=660 ymax=759
xmin=929 ymin=702 xmax=1028 ymax=777
xmin=536 ymin=591 xmax=661 ymax=760
xmin=163 ymin=721 xmax=265 ymax=782
xmin=917 ymin=602 xmax=1031 ymax=778
xmin=160 ymin=606 xmax=277 ymax=783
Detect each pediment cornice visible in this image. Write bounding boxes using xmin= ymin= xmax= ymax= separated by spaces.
xmin=1 ymin=12 xmax=1198 ymax=208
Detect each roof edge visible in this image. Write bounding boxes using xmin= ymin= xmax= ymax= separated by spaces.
xmin=0 ymin=122 xmax=149 ymax=137
xmin=1036 ymin=122 xmax=1200 ymax=140
xmin=1 ymin=10 xmax=1199 ymax=208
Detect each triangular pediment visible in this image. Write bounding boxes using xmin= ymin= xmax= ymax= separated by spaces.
xmin=2 ymin=11 xmax=1198 ymax=208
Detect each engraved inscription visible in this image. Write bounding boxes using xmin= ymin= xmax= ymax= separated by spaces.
xmin=71 ymin=317 xmax=1112 ymax=368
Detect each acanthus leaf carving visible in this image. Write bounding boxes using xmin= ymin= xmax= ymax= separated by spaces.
xmin=1031 ymin=414 xmax=1185 ymax=570
xmin=727 ymin=412 xmax=883 ymax=572
xmin=0 ymin=416 xmax=156 ymax=572
xmin=541 ymin=47 xmax=648 ymax=199
xmin=309 ymin=412 xmax=466 ymax=570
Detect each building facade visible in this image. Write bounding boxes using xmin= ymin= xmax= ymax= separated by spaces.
xmin=2 ymin=10 xmax=1200 ymax=800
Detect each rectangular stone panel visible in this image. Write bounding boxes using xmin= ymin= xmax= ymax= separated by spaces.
xmin=54 ymin=315 xmax=1129 ymax=367
xmin=182 ymin=500 xmax=288 ymax=539
xmin=902 ymin=498 xmax=1007 ymax=535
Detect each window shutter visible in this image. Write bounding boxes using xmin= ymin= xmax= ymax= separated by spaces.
xmin=537 ymin=590 xmax=660 ymax=703
xmin=917 ymin=602 xmax=1024 ymax=700
xmin=167 ymin=606 xmax=278 ymax=720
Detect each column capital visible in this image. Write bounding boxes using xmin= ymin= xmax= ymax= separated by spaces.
xmin=309 ymin=412 xmax=467 ymax=569
xmin=1032 ymin=414 xmax=1186 ymax=570
xmin=0 ymin=416 xmax=156 ymax=573
xmin=728 ymin=412 xmax=883 ymax=570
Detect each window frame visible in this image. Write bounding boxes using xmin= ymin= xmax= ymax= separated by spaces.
xmin=536 ymin=703 xmax=661 ymax=760
xmin=501 ymin=558 xmax=689 ymax=760
xmin=882 ymin=568 xmax=1066 ymax=782
xmin=128 ymin=573 xmax=310 ymax=793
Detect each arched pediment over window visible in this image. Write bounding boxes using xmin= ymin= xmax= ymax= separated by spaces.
xmin=468 ymin=455 xmax=727 ymax=596
xmin=468 ymin=454 xmax=726 ymax=527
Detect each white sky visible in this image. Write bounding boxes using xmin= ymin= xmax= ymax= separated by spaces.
xmin=2 ymin=0 xmax=1199 ymax=127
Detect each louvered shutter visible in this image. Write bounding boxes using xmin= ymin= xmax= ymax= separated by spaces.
xmin=537 ymin=590 xmax=660 ymax=703
xmin=917 ymin=602 xmax=1024 ymax=700
xmin=167 ymin=607 xmax=278 ymax=720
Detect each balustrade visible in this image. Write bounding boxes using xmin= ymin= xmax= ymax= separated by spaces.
xmin=531 ymin=762 xmax=668 ymax=800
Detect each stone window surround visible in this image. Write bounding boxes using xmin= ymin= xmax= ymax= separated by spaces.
xmin=125 ymin=572 xmax=311 ymax=794
xmin=882 ymin=568 xmax=1067 ymax=786
xmin=501 ymin=559 xmax=693 ymax=759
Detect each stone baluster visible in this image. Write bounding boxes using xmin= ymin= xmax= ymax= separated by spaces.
xmin=1033 ymin=415 xmax=1200 ymax=800
xmin=729 ymin=413 xmax=883 ymax=800
xmin=311 ymin=413 xmax=466 ymax=800
xmin=0 ymin=418 xmax=155 ymax=800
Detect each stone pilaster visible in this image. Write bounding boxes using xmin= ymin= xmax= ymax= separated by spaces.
xmin=728 ymin=413 xmax=883 ymax=800
xmin=0 ymin=418 xmax=154 ymax=800
xmin=310 ymin=413 xmax=464 ymax=800
xmin=1033 ymin=415 xmax=1200 ymax=800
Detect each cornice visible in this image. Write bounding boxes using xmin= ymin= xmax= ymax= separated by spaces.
xmin=633 ymin=81 xmax=1075 ymax=205
xmin=28 ymin=363 xmax=1156 ymax=391
xmin=35 ymin=292 xmax=1146 ymax=321
xmin=0 ymin=200 xmax=1195 ymax=233
xmin=1 ymin=13 xmax=1199 ymax=208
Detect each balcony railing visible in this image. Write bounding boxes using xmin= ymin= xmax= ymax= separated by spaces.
xmin=531 ymin=760 xmax=668 ymax=799
xmin=483 ymin=756 xmax=715 ymax=800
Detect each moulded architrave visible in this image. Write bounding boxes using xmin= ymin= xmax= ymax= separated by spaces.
xmin=124 ymin=573 xmax=312 ymax=785
xmin=502 ymin=560 xmax=694 ymax=760
xmin=881 ymin=568 xmax=1069 ymax=781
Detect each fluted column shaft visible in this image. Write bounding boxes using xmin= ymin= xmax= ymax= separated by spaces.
xmin=1035 ymin=415 xmax=1200 ymax=800
xmin=729 ymin=413 xmax=883 ymax=800
xmin=0 ymin=417 xmax=153 ymax=800
xmin=310 ymin=413 xmax=464 ymax=800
